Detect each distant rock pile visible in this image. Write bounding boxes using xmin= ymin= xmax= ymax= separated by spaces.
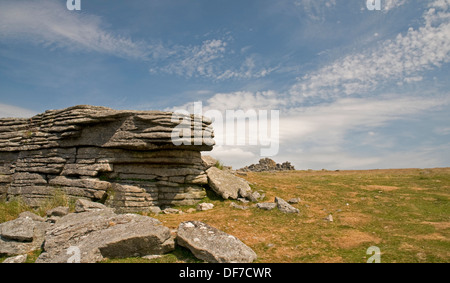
xmin=0 ymin=105 xmax=214 ymax=212
xmin=239 ymin=158 xmax=295 ymax=172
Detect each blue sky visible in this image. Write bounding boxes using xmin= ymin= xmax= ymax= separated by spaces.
xmin=0 ymin=0 xmax=449 ymax=170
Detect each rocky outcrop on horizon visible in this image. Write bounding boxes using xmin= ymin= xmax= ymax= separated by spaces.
xmin=239 ymin=158 xmax=295 ymax=172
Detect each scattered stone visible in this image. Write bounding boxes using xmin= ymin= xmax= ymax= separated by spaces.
xmin=230 ymin=203 xmax=248 ymax=210
xmin=247 ymin=191 xmax=264 ymax=202
xmin=196 ymin=203 xmax=214 ymax=211
xmin=324 ymin=214 xmax=334 ymax=222
xmin=148 ymin=206 xmax=162 ymax=214
xmin=46 ymin=206 xmax=69 ymax=217
xmin=177 ymin=221 xmax=257 ymax=263
xmin=287 ymin=197 xmax=301 ymax=204
xmin=75 ymin=199 xmax=108 ymax=213
xmin=186 ymin=208 xmax=196 ymax=213
xmin=2 ymin=254 xmax=27 ymax=263
xmin=256 ymin=203 xmax=277 ymax=211
xmin=206 ymin=167 xmax=252 ymax=200
xmin=36 ymin=210 xmax=175 ymax=263
xmin=275 ymin=197 xmax=299 ymax=214
xmin=162 ymin=208 xmax=182 ymax=214
xmin=142 ymin=254 xmax=163 ymax=260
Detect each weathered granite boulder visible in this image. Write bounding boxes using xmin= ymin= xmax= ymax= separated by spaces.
xmin=0 ymin=213 xmax=49 ymax=256
xmin=176 ymin=221 xmax=257 ymax=263
xmin=275 ymin=197 xmax=300 ymax=214
xmin=1 ymin=217 xmax=35 ymax=242
xmin=36 ymin=209 xmax=175 ymax=263
xmin=206 ymin=167 xmax=252 ymax=200
xmin=0 ymin=105 xmax=215 ymax=212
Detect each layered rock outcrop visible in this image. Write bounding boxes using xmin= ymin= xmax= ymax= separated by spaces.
xmin=0 ymin=105 xmax=214 ymax=212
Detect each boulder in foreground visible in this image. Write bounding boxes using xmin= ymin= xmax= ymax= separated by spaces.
xmin=206 ymin=167 xmax=252 ymax=200
xmin=36 ymin=209 xmax=174 ymax=263
xmin=0 ymin=214 xmax=48 ymax=257
xmin=177 ymin=221 xmax=257 ymax=263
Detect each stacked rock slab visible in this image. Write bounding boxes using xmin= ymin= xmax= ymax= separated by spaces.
xmin=0 ymin=105 xmax=214 ymax=212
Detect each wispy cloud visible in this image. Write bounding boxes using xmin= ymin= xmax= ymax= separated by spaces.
xmin=151 ymin=38 xmax=275 ymax=80
xmin=279 ymin=94 xmax=450 ymax=146
xmin=151 ymin=39 xmax=228 ymax=78
xmin=0 ymin=0 xmax=148 ymax=59
xmin=0 ymin=0 xmax=275 ymax=80
xmin=293 ymin=0 xmax=337 ymax=21
xmin=289 ymin=0 xmax=450 ymax=100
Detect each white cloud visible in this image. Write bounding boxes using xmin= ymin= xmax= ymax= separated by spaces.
xmin=383 ymin=0 xmax=409 ymax=11
xmin=434 ymin=126 xmax=450 ymax=135
xmin=279 ymin=94 xmax=450 ymax=145
xmin=208 ymin=146 xmax=257 ymax=169
xmin=0 ymin=0 xmax=148 ymax=59
xmin=205 ymin=91 xmax=285 ymax=112
xmin=403 ymin=76 xmax=424 ymax=83
xmin=0 ymin=104 xmax=37 ymax=118
xmin=289 ymin=0 xmax=450 ymax=101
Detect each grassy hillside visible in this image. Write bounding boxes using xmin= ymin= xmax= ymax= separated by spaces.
xmin=152 ymin=168 xmax=450 ymax=263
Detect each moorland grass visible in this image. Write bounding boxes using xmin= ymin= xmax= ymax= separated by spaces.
xmin=1 ymin=168 xmax=449 ymax=263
